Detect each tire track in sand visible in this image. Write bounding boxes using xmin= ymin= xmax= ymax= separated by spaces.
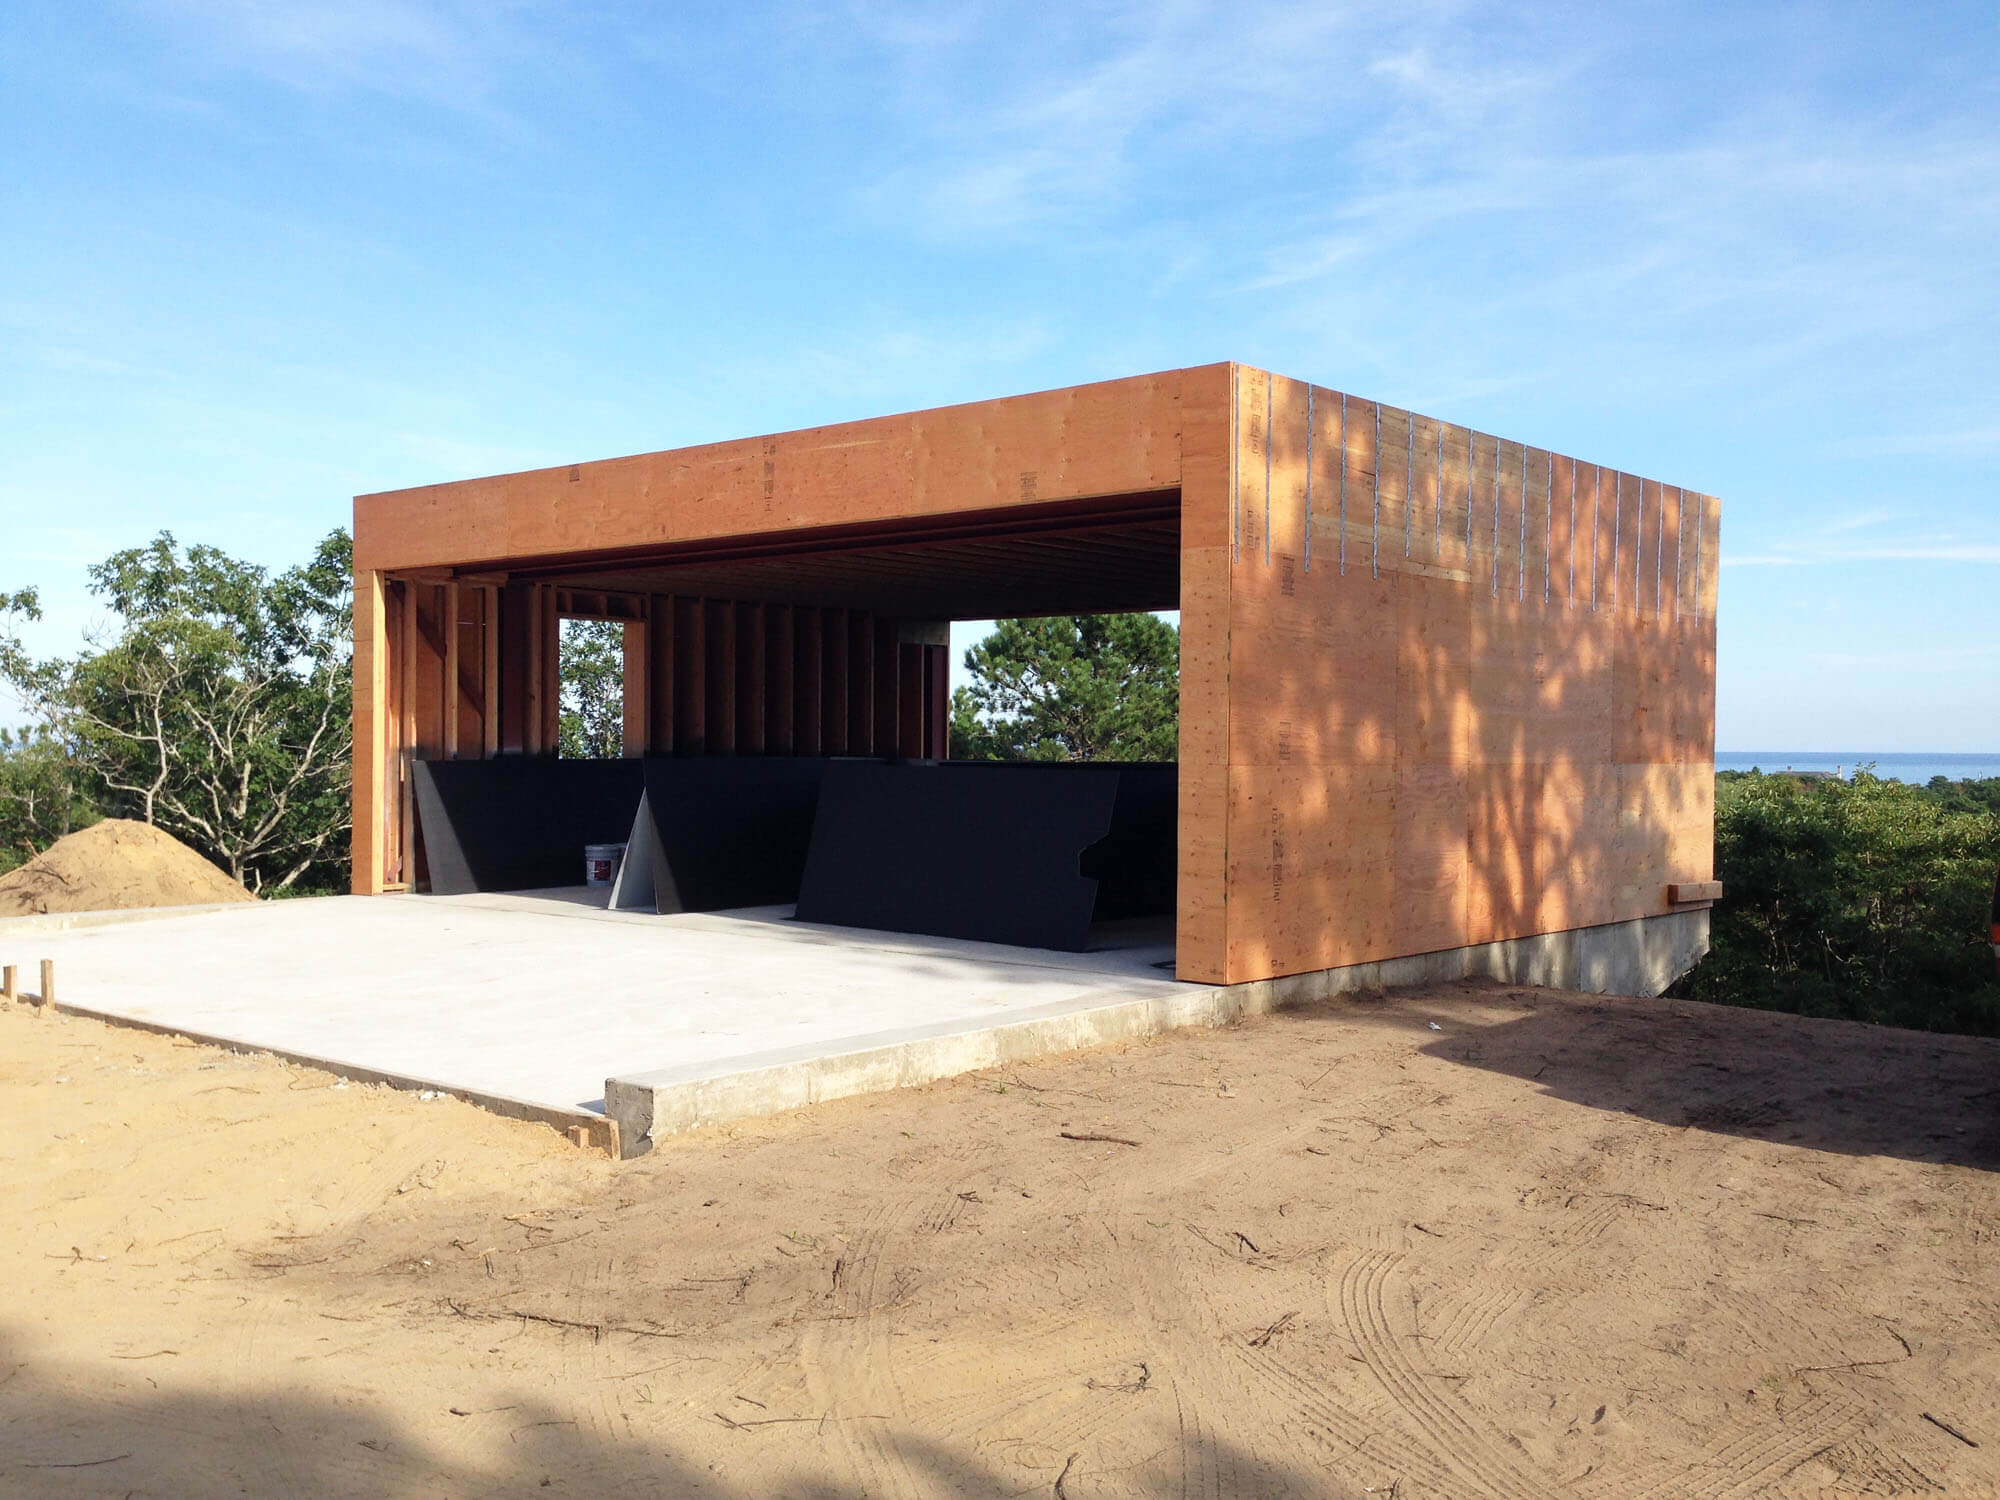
xmin=1604 ymin=1394 xmax=1868 ymax=1500
xmin=1336 ymin=1250 xmax=1547 ymax=1500
xmin=796 ymin=1139 xmax=992 ymax=1497
xmin=1108 ymin=1212 xmax=1488 ymax=1496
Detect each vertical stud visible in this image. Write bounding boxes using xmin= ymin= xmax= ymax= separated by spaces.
xmin=1264 ymin=376 xmax=1273 ymax=567
xmin=1338 ymin=393 xmax=1348 ymax=576
xmin=1634 ymin=478 xmax=1646 ymax=607
xmin=1465 ymin=429 xmax=1475 ymax=566
xmin=1567 ymin=460 xmax=1577 ymax=605
xmin=1303 ymin=386 xmax=1314 ymax=572
xmin=1491 ymin=436 xmax=1501 ymax=596
xmin=1230 ymin=365 xmax=1241 ymax=565
xmin=1590 ymin=467 xmax=1602 ymax=611
xmin=1434 ymin=422 xmax=1444 ymax=561
xmin=482 ymin=586 xmax=500 ymax=757
xmin=1543 ymin=452 xmax=1553 ymax=604
xmin=1694 ymin=494 xmax=1706 ymax=620
xmin=1611 ymin=472 xmax=1623 ymax=608
xmin=443 ymin=581 xmax=460 ymax=759
xmin=1656 ymin=477 xmax=1668 ymax=615
xmin=1518 ymin=445 xmax=1528 ymax=601
xmin=1371 ymin=402 xmax=1381 ymax=580
xmin=1405 ymin=409 xmax=1415 ymax=557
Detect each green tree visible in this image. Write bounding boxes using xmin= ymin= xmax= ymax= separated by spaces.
xmin=1 ymin=531 xmax=354 ymax=894
xmin=558 ymin=619 xmax=625 ymax=759
xmin=0 ymin=589 xmax=101 ymax=871
xmin=1923 ymin=775 xmax=2000 ymax=819
xmin=1674 ymin=770 xmax=2000 ymax=1034
xmin=0 ymin=727 xmax=100 ymax=875
xmin=949 ymin=614 xmax=1178 ymax=762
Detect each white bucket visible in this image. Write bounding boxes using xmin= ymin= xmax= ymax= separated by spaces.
xmin=583 ymin=842 xmax=626 ymax=887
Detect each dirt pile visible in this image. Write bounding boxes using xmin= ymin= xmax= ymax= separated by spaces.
xmin=0 ymin=818 xmax=257 ymax=916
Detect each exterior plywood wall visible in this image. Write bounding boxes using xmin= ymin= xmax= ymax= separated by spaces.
xmin=1177 ymin=366 xmax=1718 ymax=984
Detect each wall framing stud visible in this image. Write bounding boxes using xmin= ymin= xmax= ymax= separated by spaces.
xmin=1370 ymin=402 xmax=1381 ymax=579
xmin=443 ymin=580 xmax=460 ymax=759
xmin=1568 ymin=459 xmax=1577 ymax=605
xmin=1591 ymin=466 xmax=1602 ymax=610
xmin=1433 ymin=421 xmax=1444 ymax=560
xmin=1611 ymin=472 xmax=1623 ymax=607
xmin=1544 ymin=451 xmax=1553 ymax=604
xmin=1491 ymin=436 xmax=1502 ymax=596
xmin=1656 ymin=476 xmax=1668 ymax=615
xmin=1263 ymin=376 xmax=1273 ymax=566
xmin=1230 ymin=365 xmax=1240 ymax=564
xmin=1338 ymin=393 xmax=1348 ymax=576
xmin=1405 ymin=407 xmax=1415 ymax=557
xmin=1303 ymin=385 xmax=1314 ymax=572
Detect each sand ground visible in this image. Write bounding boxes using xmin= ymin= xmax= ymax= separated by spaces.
xmin=3 ymin=981 xmax=1997 ymax=1498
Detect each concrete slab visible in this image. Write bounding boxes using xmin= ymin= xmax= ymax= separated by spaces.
xmin=3 ymin=892 xmax=1704 ymax=1157
xmin=0 ymin=891 xmax=1206 ymax=1151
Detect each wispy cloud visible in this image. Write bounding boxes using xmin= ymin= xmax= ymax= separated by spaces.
xmin=1831 ymin=425 xmax=2000 ymax=458
xmin=139 ymin=0 xmax=531 ymax=106
xmin=853 ymin=2 xmax=1387 ymax=242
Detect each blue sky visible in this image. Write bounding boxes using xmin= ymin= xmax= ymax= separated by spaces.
xmin=3 ymin=1 xmax=1995 ymax=750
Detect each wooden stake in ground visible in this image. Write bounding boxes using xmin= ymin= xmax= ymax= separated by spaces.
xmin=2 ymin=964 xmax=16 ymax=1001
xmin=40 ymin=958 xmax=55 ymax=1007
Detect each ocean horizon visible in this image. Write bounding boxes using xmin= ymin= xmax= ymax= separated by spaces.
xmin=1716 ymin=752 xmax=2000 ymax=785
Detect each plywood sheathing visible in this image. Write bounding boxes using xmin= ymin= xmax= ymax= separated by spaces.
xmin=1219 ymin=369 xmax=1717 ymax=985
xmin=1174 ymin=364 xmax=1234 ymax=983
xmin=352 ymin=373 xmax=1188 ymax=574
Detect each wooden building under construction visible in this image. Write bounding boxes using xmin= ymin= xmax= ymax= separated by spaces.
xmin=351 ymin=364 xmax=1719 ymax=991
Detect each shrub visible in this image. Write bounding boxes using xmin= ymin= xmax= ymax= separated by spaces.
xmin=1672 ymin=770 xmax=2000 ymax=1035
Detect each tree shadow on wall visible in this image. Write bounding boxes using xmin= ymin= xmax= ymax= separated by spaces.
xmin=1405 ymin=986 xmax=2000 ymax=1172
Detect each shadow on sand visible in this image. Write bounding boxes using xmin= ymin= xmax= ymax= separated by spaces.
xmin=1385 ymin=984 xmax=2000 ymax=1172
xmin=0 ymin=1328 xmax=1343 ymax=1499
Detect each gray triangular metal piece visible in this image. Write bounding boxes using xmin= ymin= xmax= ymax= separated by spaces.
xmin=608 ymin=789 xmax=659 ymax=911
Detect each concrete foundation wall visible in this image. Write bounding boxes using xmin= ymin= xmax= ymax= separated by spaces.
xmin=606 ymin=909 xmax=1707 ymax=1155
xmin=1220 ymin=907 xmax=1710 ymax=1013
